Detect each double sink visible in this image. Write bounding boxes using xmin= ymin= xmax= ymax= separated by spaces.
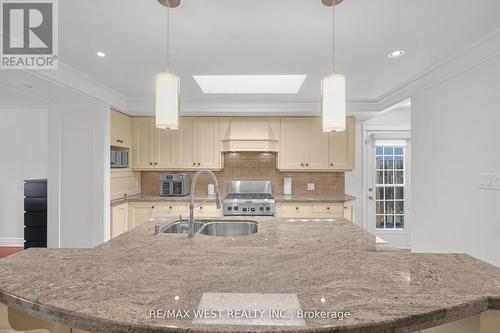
xmin=162 ymin=220 xmax=258 ymax=237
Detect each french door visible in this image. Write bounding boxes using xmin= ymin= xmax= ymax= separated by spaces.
xmin=365 ymin=134 xmax=411 ymax=248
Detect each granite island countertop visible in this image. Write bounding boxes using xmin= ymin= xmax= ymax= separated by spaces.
xmin=1 ymin=217 xmax=500 ymax=333
xmin=111 ymin=194 xmax=356 ymax=207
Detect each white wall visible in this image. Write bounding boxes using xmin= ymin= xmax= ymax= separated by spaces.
xmin=48 ymin=103 xmax=110 ymax=248
xmin=0 ymin=109 xmax=48 ymax=246
xmin=411 ymin=54 xmax=500 ymax=267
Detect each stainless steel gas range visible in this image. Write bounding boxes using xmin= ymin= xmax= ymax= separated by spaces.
xmin=223 ymin=181 xmax=276 ymax=216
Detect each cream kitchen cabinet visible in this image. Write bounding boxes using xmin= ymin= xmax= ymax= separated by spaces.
xmin=132 ymin=117 xmax=221 ymax=170
xmin=343 ymin=200 xmax=355 ymax=223
xmin=278 ymin=117 xmax=329 ymax=171
xmin=111 ymin=203 xmax=128 ymax=238
xmin=280 ymin=203 xmax=314 ymax=217
xmin=152 ymin=202 xmax=188 ymax=218
xmin=128 ymin=203 xmax=153 ymax=229
xmin=132 ymin=117 xmax=175 ymax=169
xmin=312 ymin=203 xmax=344 ymax=217
xmin=173 ymin=117 xmax=222 ymax=170
xmin=111 ymin=110 xmax=132 ymax=148
xmin=328 ymin=117 xmax=355 ymax=170
xmin=192 ymin=202 xmax=222 ymax=218
xmin=110 ymin=169 xmax=141 ymax=200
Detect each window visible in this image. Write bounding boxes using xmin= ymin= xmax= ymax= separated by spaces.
xmin=375 ymin=146 xmax=405 ymax=229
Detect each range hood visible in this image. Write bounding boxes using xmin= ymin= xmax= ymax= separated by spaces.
xmin=220 ymin=117 xmax=280 ymax=152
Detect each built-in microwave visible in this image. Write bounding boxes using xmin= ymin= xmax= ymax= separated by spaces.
xmin=160 ymin=173 xmax=190 ymax=196
xmin=110 ymin=150 xmax=128 ymax=168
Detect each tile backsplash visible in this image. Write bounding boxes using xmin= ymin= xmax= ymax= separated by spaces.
xmin=141 ymin=152 xmax=345 ymax=196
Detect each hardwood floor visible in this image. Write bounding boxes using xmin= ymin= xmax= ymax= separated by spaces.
xmin=0 ymin=247 xmax=23 ymax=258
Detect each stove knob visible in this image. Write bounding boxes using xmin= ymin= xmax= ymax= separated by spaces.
xmin=265 ymin=207 xmax=271 ymax=211
xmin=242 ymin=208 xmax=247 ymax=212
xmin=234 ymin=206 xmax=238 ymax=211
xmin=227 ymin=206 xmax=232 ymax=211
xmin=259 ymin=206 xmax=264 ymax=211
xmin=251 ymin=207 xmax=256 ymax=212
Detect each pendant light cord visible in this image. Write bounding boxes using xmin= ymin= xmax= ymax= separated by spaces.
xmin=166 ymin=4 xmax=170 ymax=72
xmin=332 ymin=2 xmax=335 ymax=73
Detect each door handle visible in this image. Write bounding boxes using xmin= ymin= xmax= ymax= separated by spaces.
xmin=368 ymin=196 xmax=374 ymax=200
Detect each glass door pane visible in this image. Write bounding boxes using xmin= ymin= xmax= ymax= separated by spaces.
xmin=375 ymin=145 xmax=405 ymax=230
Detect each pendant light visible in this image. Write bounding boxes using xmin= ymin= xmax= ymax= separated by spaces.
xmin=156 ymin=0 xmax=180 ymax=130
xmin=321 ymin=0 xmax=346 ymax=132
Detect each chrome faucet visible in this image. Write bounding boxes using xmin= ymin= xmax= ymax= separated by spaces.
xmin=188 ymin=169 xmax=222 ymax=237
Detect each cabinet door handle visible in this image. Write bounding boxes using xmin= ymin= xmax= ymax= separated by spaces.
xmin=149 ymin=162 xmax=153 ymax=166
xmin=152 ymin=206 xmax=155 ymax=209
xmin=296 ymin=207 xmax=299 ymax=210
xmin=305 ymin=163 xmax=309 ymax=167
xmin=198 ymin=162 xmax=201 ymax=166
xmin=344 ymin=207 xmax=348 ymax=210
xmin=169 ymin=206 xmax=172 ymax=209
xmin=330 ymin=163 xmax=334 ymax=167
xmin=193 ymin=162 xmax=196 ymax=166
xmin=200 ymin=206 xmax=203 ymax=210
xmin=154 ymin=162 xmax=158 ymax=165
xmin=301 ymin=163 xmax=304 ymax=167
xmin=327 ymin=207 xmax=330 ymax=210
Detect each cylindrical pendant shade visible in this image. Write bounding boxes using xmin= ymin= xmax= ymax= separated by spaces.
xmin=155 ymin=72 xmax=180 ymax=130
xmin=321 ymin=73 xmax=346 ymax=132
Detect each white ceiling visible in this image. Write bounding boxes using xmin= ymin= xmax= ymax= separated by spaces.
xmin=58 ymin=0 xmax=500 ymax=105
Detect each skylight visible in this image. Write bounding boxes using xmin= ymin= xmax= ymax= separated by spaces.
xmin=193 ymin=75 xmax=307 ymax=94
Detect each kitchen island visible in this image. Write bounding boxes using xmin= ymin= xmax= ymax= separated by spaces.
xmin=1 ymin=217 xmax=500 ymax=333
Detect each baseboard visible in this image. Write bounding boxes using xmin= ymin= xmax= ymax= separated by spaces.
xmin=0 ymin=238 xmax=24 ymax=247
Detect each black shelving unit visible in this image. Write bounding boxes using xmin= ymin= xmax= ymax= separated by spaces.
xmin=24 ymin=179 xmax=47 ymax=249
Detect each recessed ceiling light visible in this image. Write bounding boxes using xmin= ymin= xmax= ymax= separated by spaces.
xmin=193 ymin=75 xmax=307 ymax=94
xmin=388 ymin=49 xmax=406 ymax=58
xmin=96 ymin=51 xmax=106 ymax=57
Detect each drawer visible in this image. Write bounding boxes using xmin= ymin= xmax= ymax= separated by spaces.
xmin=24 ymin=212 xmax=47 ymax=227
xmin=24 ymin=181 xmax=47 ymax=197
xmin=152 ymin=202 xmax=188 ymax=217
xmin=24 ymin=241 xmax=47 ymax=249
xmin=24 ymin=226 xmax=47 ymax=242
xmin=312 ymin=203 xmax=344 ymax=216
xmin=24 ymin=198 xmax=47 ymax=212
xmin=281 ymin=203 xmax=313 ymax=217
xmin=195 ymin=204 xmax=221 ymax=217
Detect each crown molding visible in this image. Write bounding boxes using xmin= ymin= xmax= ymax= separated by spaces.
xmin=25 ymin=62 xmax=128 ymax=110
xmin=376 ymin=29 xmax=500 ymax=111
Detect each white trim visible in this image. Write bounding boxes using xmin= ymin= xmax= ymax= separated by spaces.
xmin=377 ymin=29 xmax=500 ymax=110
xmin=362 ymin=125 xmax=412 ymax=248
xmin=27 ymin=63 xmax=128 ymax=111
xmin=0 ymin=238 xmax=24 ymax=247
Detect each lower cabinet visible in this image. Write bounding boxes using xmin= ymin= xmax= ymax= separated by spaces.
xmin=111 ymin=203 xmax=128 ymax=238
xmin=152 ymin=202 xmax=188 ymax=218
xmin=277 ymin=202 xmax=355 ymax=222
xmin=113 ymin=200 xmax=356 ymax=239
xmin=128 ymin=203 xmax=154 ymax=229
xmin=343 ymin=200 xmax=355 ymax=224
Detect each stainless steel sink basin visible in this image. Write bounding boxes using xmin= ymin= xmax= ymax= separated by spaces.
xmin=162 ymin=220 xmax=204 ymax=234
xmin=198 ymin=221 xmax=258 ymax=237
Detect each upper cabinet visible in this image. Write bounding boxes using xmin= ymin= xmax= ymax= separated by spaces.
xmin=173 ymin=117 xmax=222 ymax=169
xmin=279 ymin=117 xmax=329 ymax=170
xmin=111 ymin=110 xmax=132 ymax=148
xmin=129 ymin=115 xmax=351 ymax=172
xmin=132 ymin=117 xmax=175 ymax=169
xmin=328 ymin=116 xmax=355 ymax=170
xmin=132 ymin=117 xmax=222 ymax=170
xmin=278 ymin=116 xmax=355 ymax=171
